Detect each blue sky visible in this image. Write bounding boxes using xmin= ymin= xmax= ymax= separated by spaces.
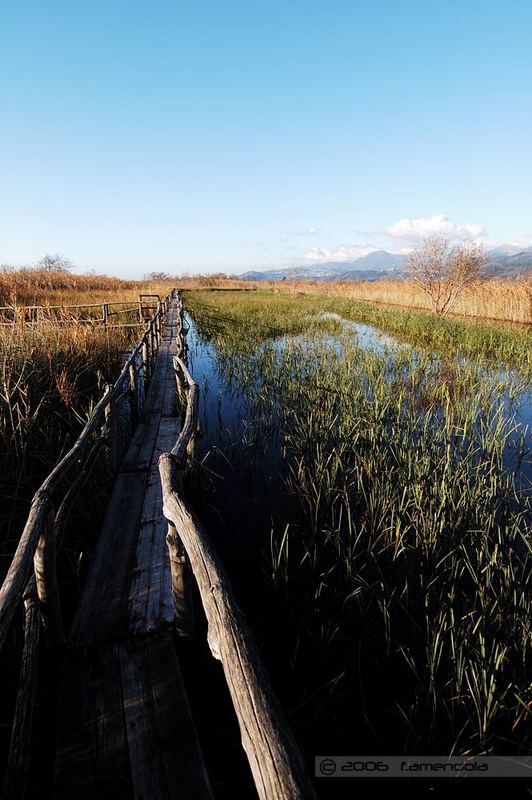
xmin=1 ymin=1 xmax=531 ymax=277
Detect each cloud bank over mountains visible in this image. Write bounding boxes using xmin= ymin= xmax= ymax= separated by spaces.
xmin=300 ymin=214 xmax=520 ymax=266
xmin=384 ymin=214 xmax=486 ymax=245
xmin=240 ymin=214 xmax=532 ymax=280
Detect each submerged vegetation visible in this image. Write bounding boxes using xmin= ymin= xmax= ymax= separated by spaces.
xmin=184 ymin=289 xmax=531 ymax=760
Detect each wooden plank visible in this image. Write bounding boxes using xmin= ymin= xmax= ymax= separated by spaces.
xmin=127 ymin=467 xmax=173 ymax=637
xmin=120 ymin=414 xmax=161 ymax=473
xmin=128 ymin=419 xmax=188 ymax=638
xmin=119 ymin=634 xmax=214 ymax=800
xmin=55 ymin=645 xmax=132 ymax=800
xmin=68 ymin=470 xmax=148 ymax=646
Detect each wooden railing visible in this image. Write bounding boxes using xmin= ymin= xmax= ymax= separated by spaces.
xmin=0 ymin=291 xmax=174 ymax=799
xmin=159 ymin=296 xmax=316 ymax=800
xmin=0 ymin=294 xmax=164 ymax=329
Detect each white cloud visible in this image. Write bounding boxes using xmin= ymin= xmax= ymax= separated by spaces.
xmin=305 ymin=244 xmax=378 ymax=263
xmin=385 ymin=214 xmax=486 ymax=244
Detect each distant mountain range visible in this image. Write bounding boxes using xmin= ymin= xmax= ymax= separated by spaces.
xmin=240 ymin=247 xmax=532 ymax=281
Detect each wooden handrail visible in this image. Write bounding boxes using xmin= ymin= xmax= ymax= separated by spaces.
xmin=159 ymin=297 xmax=316 ymax=800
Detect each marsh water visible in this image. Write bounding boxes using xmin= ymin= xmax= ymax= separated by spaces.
xmin=186 ymin=311 xmax=532 ymax=487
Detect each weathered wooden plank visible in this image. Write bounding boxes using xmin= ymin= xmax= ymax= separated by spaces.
xmin=127 ymin=468 xmax=173 ymax=637
xmin=127 ymin=418 xmax=188 ymax=638
xmin=55 ymin=645 xmax=132 ymax=800
xmin=68 ymin=470 xmax=148 ymax=646
xmin=119 ymin=414 xmax=161 ymax=473
xmin=119 ymin=634 xmax=214 ymax=800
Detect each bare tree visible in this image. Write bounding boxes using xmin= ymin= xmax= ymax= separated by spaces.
xmin=405 ymin=235 xmax=487 ymax=315
xmin=143 ymin=271 xmax=171 ymax=280
xmin=38 ymin=253 xmax=74 ymax=272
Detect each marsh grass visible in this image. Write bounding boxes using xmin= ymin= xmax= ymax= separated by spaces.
xmin=184 ymin=289 xmax=532 ymax=374
xmin=185 ymin=290 xmax=531 ymax=759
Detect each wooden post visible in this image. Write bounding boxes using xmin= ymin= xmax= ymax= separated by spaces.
xmin=102 ymin=303 xmax=109 ymax=330
xmin=3 ymin=582 xmax=41 ymax=800
xmin=150 ymin=319 xmax=157 ymax=357
xmin=129 ymin=362 xmax=139 ymax=422
xmin=138 ymin=296 xmax=144 ymax=322
xmin=105 ymin=392 xmax=119 ymax=472
xmin=142 ymin=337 xmax=150 ymax=391
xmin=33 ymin=507 xmax=64 ymax=646
xmin=166 ymin=522 xmax=192 ymax=637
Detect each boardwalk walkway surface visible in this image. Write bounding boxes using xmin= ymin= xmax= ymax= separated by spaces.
xmin=55 ymin=302 xmax=214 ymax=799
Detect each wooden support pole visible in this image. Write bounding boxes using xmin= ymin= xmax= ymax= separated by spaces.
xmin=150 ymin=319 xmax=157 ymax=357
xmin=129 ymin=362 xmax=139 ymax=422
xmin=165 ymin=522 xmax=192 ymax=638
xmin=33 ymin=507 xmax=64 ymax=646
xmin=3 ymin=582 xmax=41 ymax=800
xmin=102 ymin=303 xmax=109 ymax=330
xmin=142 ymin=337 xmax=150 ymax=392
xmin=105 ymin=394 xmax=119 ymax=473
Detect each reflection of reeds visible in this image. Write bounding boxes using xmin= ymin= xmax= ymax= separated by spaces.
xmin=186 ymin=289 xmax=531 ymax=757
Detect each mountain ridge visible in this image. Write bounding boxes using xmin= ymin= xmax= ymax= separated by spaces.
xmin=240 ymin=247 xmax=532 ymax=281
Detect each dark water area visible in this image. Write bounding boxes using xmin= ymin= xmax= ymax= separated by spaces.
xmin=182 ymin=312 xmax=531 ymax=799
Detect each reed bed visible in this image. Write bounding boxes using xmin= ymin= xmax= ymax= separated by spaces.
xmin=184 ymin=289 xmax=531 ymax=760
xmin=0 ymin=309 xmax=142 ymax=575
xmin=261 ymin=276 xmax=532 ymax=325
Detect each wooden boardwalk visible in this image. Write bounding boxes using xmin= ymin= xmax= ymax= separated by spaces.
xmin=1 ymin=292 xmax=315 ymax=800
xmin=55 ymin=303 xmax=213 ymax=799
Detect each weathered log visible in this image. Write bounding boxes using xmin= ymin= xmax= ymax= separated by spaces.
xmin=159 ymin=454 xmax=315 ymax=800
xmin=171 ymin=356 xmax=199 ymax=464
